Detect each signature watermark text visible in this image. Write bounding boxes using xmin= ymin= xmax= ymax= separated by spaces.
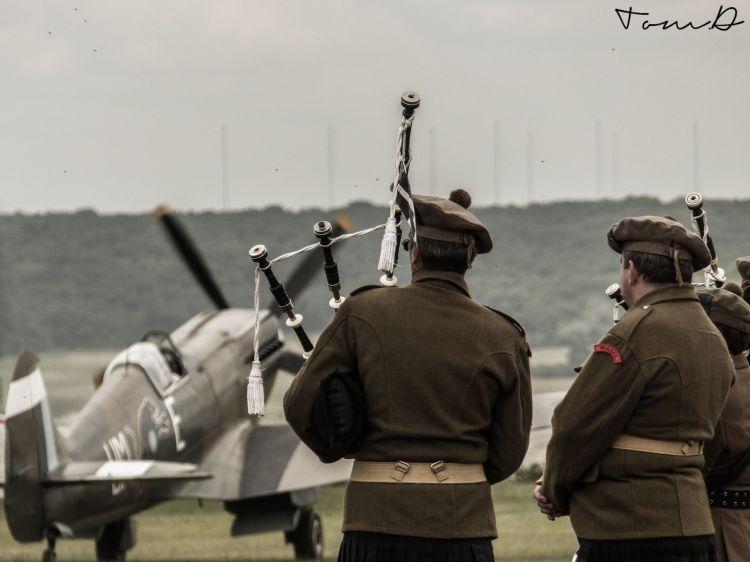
xmin=616 ymin=5 xmax=744 ymax=31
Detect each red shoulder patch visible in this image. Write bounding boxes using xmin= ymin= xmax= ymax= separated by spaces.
xmin=593 ymin=343 xmax=622 ymax=364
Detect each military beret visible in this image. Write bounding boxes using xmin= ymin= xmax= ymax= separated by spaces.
xmin=736 ymin=257 xmax=750 ymax=286
xmin=607 ymin=215 xmax=711 ymax=270
xmin=698 ymin=287 xmax=750 ymax=336
xmin=412 ymin=189 xmax=493 ymax=254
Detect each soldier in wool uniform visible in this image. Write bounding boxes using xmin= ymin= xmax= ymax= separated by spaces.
xmin=284 ymin=189 xmax=532 ymax=562
xmin=534 ymin=216 xmax=735 ymax=562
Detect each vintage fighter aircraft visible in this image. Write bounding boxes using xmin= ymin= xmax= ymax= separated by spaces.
xmin=1 ymin=207 xmax=352 ymax=562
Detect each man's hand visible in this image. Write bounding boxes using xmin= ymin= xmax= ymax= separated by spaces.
xmin=532 ymin=479 xmax=563 ymax=521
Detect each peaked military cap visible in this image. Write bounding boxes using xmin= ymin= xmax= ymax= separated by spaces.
xmin=412 ymin=189 xmax=493 ymax=254
xmin=698 ymin=287 xmax=750 ymax=336
xmin=607 ymin=215 xmax=711 ymax=270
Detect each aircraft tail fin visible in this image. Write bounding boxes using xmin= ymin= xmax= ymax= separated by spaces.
xmin=3 ymin=349 xmax=64 ymax=541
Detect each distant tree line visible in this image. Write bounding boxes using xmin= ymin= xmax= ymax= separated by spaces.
xmin=0 ymin=197 xmax=748 ymax=368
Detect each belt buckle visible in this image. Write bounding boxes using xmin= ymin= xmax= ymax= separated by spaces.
xmin=430 ymin=461 xmax=449 ymax=483
xmin=391 ymin=461 xmax=411 ymax=482
xmin=681 ymin=440 xmax=703 ymax=455
xmin=682 ymin=440 xmax=694 ymax=455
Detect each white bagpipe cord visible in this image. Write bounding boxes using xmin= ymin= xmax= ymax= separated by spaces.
xmin=247 ymin=265 xmax=265 ymax=416
xmin=377 ymin=206 xmax=399 ymax=275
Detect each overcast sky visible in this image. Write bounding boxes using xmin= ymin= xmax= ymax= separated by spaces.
xmin=1 ymin=0 xmax=749 ymax=213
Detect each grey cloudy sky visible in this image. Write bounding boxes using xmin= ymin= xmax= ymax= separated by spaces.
xmin=1 ymin=0 xmax=749 ymax=213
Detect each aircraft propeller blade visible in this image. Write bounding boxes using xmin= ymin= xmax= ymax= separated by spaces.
xmin=281 ymin=215 xmax=352 ymax=305
xmin=154 ymin=205 xmax=230 ymax=310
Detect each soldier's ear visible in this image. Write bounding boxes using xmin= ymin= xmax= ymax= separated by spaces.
xmin=623 ymin=259 xmax=642 ymax=285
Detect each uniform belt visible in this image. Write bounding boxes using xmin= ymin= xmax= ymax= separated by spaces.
xmin=708 ymin=488 xmax=750 ymax=509
xmin=350 ymin=460 xmax=486 ymax=484
xmin=611 ymin=433 xmax=704 ymax=456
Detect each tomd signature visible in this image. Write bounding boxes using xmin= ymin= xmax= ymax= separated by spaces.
xmin=615 ymin=5 xmax=744 ymax=30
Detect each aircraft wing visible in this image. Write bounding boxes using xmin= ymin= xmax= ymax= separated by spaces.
xmin=175 ymin=422 xmax=352 ymax=501
xmin=45 ymin=460 xmax=211 ymax=484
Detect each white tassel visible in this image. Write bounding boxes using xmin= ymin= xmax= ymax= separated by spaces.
xmin=246 ymin=360 xmax=265 ymax=416
xmin=378 ymin=215 xmax=398 ymax=274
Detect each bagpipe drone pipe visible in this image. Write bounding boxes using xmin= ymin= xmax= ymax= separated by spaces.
xmin=605 ymin=283 xmax=629 ymax=324
xmin=245 ymin=91 xmax=422 ymax=418
xmin=685 ymin=192 xmax=726 ymax=288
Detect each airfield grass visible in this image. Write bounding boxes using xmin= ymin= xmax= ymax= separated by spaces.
xmin=0 ymin=480 xmax=578 ymax=562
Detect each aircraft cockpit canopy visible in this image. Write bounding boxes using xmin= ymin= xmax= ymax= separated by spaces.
xmin=140 ymin=331 xmax=187 ymax=376
xmin=102 ymin=341 xmax=183 ymax=392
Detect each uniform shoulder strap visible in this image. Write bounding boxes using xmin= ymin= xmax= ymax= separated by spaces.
xmin=610 ymin=304 xmax=654 ymax=340
xmin=484 ymin=306 xmax=526 ymax=337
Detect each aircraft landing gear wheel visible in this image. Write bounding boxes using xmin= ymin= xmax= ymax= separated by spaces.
xmin=42 ymin=533 xmax=57 ymax=562
xmin=289 ymin=507 xmax=323 ymax=560
xmin=96 ymin=518 xmax=136 ymax=561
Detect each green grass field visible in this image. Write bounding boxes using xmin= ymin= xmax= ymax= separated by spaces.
xmin=0 ymin=480 xmax=578 ymax=561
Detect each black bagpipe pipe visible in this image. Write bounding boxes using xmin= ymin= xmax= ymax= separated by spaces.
xmin=394 ymin=91 xmax=421 ymax=212
xmin=249 ymin=244 xmax=315 ymax=355
xmin=379 ymin=91 xmax=421 ymax=286
xmin=314 ymin=220 xmax=345 ymax=309
xmin=283 ymin=217 xmax=351 ymax=307
xmin=685 ymin=192 xmax=725 ymax=288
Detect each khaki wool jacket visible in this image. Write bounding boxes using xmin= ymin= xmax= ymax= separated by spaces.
xmin=284 ymin=270 xmax=532 ymax=539
xmin=703 ymin=354 xmax=750 ymax=562
xmin=543 ymin=285 xmax=735 ymax=540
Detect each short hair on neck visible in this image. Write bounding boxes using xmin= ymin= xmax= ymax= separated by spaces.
xmin=622 ymin=250 xmax=694 ymax=284
xmin=417 ymin=237 xmax=470 ymax=274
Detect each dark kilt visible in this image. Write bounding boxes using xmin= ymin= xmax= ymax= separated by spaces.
xmin=338 ymin=531 xmax=494 ymax=562
xmin=576 ymin=535 xmax=719 ymax=562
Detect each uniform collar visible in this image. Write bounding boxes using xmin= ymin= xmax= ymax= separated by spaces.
xmin=631 ymin=284 xmax=698 ymax=309
xmin=411 ymin=270 xmax=470 ymax=297
xmin=733 ymin=353 xmax=750 ymax=370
